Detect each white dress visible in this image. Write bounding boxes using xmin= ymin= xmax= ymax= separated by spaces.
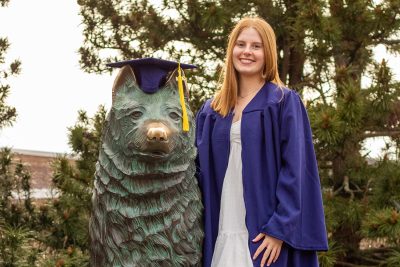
xmin=211 ymin=120 xmax=254 ymax=267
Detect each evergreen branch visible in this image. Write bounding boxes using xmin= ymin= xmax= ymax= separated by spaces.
xmin=362 ymin=247 xmax=395 ymax=254
xmin=344 ymin=175 xmax=363 ymax=200
xmin=350 ymin=181 xmax=362 ymax=193
xmin=170 ymin=0 xmax=190 ymax=23
xmin=375 ymin=39 xmax=400 ymax=46
xmin=334 ymin=176 xmax=363 ymax=199
xmin=85 ymin=34 xmax=125 ymax=51
xmin=391 ymin=199 xmax=400 ymax=212
xmin=302 ymin=81 xmax=328 ymax=105
xmin=363 ymin=178 xmax=372 ymax=200
xmin=369 ymin=11 xmax=399 ymax=43
xmin=314 ymin=88 xmax=328 ymax=105
xmin=318 ymin=163 xmax=332 ymax=169
xmin=334 ymin=261 xmax=370 ymax=267
xmin=352 ymin=253 xmax=385 ymax=265
xmin=333 ymin=184 xmax=344 ymax=196
xmin=340 ymin=246 xmax=397 ymax=266
xmin=386 ymin=249 xmax=400 ymax=266
xmin=362 ymin=130 xmax=400 ymax=138
xmin=343 ymin=176 xmax=354 ymax=200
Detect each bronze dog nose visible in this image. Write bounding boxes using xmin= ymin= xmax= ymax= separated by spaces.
xmin=147 ymin=127 xmax=168 ymax=142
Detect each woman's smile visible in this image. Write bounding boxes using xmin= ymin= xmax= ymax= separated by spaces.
xmin=239 ymin=58 xmax=256 ymax=64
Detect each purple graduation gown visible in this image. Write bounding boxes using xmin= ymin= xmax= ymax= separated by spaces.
xmin=195 ymin=82 xmax=328 ymax=267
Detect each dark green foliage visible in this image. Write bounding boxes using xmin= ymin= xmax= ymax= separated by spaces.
xmin=0 ymin=221 xmax=35 ymax=267
xmin=0 ymin=148 xmax=13 ymax=221
xmin=0 ymin=0 xmax=22 ymax=224
xmin=386 ymin=249 xmax=400 ymax=267
xmin=0 ymin=4 xmax=38 ymax=264
xmin=361 ymin=208 xmax=400 ymax=244
xmin=0 ymin=21 xmax=21 ymax=129
xmin=38 ymin=248 xmax=89 ymax=267
xmin=44 ymin=107 xmax=107 ymax=264
xmin=0 ymin=148 xmax=34 ymax=227
xmin=369 ymin=160 xmax=400 ymax=209
xmin=74 ymin=1 xmax=400 ymax=265
xmin=318 ymin=241 xmax=345 ymax=267
xmin=0 ymin=148 xmax=39 ymax=267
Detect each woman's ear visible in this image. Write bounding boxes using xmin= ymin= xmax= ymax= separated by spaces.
xmin=112 ymin=65 xmax=137 ymax=103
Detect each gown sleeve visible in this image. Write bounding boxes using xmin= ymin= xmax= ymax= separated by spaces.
xmin=260 ymin=90 xmax=328 ymax=251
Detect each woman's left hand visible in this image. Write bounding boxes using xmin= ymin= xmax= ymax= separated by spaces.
xmin=252 ymin=233 xmax=283 ymax=267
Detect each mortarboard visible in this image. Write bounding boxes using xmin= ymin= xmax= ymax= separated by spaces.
xmin=107 ymin=57 xmax=197 ymax=132
xmin=107 ymin=58 xmax=196 ymax=93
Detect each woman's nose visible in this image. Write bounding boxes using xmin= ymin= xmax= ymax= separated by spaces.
xmin=243 ymin=47 xmax=252 ymax=55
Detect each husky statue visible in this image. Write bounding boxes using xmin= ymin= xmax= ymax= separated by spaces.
xmin=89 ymin=58 xmax=203 ymax=267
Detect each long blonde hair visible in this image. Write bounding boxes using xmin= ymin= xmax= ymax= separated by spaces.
xmin=211 ymin=17 xmax=283 ymax=116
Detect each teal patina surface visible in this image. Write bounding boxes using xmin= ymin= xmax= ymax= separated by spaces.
xmin=89 ymin=66 xmax=203 ymax=267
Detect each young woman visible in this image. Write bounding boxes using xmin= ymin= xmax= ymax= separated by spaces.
xmin=195 ymin=17 xmax=328 ymax=267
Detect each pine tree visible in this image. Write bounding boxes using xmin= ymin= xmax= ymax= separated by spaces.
xmin=0 ymin=1 xmax=21 ymax=130
xmin=0 ymin=2 xmax=38 ymax=266
xmin=77 ymin=1 xmax=400 ymax=265
xmin=0 ymin=148 xmax=39 ymax=267
xmin=43 ymin=107 xmax=106 ymax=266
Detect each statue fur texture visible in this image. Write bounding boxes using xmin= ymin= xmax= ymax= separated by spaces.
xmin=89 ymin=65 xmax=204 ymax=266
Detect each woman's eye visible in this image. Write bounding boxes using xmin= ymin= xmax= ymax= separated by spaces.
xmin=236 ymin=43 xmax=244 ymax=47
xmin=169 ymin=112 xmax=180 ymax=121
xmin=131 ymin=111 xmax=143 ymax=119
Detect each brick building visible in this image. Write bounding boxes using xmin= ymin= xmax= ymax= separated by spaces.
xmin=11 ymin=149 xmax=72 ymax=199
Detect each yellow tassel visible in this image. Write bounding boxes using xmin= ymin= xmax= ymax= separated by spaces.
xmin=178 ymin=63 xmax=189 ymax=132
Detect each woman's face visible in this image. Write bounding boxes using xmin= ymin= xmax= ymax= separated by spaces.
xmin=232 ymin=27 xmax=265 ymax=78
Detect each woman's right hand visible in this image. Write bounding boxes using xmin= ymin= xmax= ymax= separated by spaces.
xmin=252 ymin=233 xmax=283 ymax=267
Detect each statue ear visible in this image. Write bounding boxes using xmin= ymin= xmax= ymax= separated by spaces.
xmin=112 ymin=65 xmax=137 ymax=102
xmin=165 ymin=68 xmax=189 ymax=98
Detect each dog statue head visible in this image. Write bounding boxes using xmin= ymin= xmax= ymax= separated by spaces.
xmin=100 ymin=59 xmax=196 ymax=176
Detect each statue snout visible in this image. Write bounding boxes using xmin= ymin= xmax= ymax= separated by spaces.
xmin=146 ymin=123 xmax=170 ymax=142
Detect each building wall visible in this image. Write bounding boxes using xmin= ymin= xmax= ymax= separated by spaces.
xmin=11 ymin=149 xmax=74 ymax=199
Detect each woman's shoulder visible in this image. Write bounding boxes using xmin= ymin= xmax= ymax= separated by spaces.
xmin=250 ymin=82 xmax=293 ymax=109
xmin=268 ymin=82 xmax=294 ymax=98
xmin=264 ymin=82 xmax=304 ymax=105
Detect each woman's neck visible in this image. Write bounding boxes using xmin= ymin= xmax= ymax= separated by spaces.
xmin=238 ymin=75 xmax=265 ymax=98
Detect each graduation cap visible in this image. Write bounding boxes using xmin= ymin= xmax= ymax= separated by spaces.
xmin=107 ymin=57 xmax=197 ymax=132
